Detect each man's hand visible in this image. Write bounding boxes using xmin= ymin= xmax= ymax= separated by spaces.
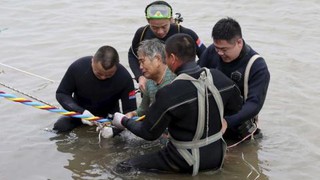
xmin=125 ymin=111 xmax=137 ymax=118
xmin=112 ymin=112 xmax=126 ymax=129
xmin=221 ymin=118 xmax=228 ymax=134
xmin=238 ymin=119 xmax=257 ymax=138
xmin=81 ymin=110 xmax=95 ymax=126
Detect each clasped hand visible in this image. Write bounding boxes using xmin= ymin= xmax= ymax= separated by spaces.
xmin=81 ymin=110 xmax=95 ymax=126
xmin=112 ymin=112 xmax=126 ymax=129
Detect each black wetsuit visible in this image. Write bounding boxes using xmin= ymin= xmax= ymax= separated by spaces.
xmin=53 ymin=56 xmax=137 ymax=132
xmin=198 ymin=42 xmax=270 ymax=138
xmin=128 ymin=24 xmax=206 ymax=80
xmin=116 ymin=61 xmax=242 ymax=174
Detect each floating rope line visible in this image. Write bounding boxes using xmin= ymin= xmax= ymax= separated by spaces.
xmin=0 ymin=62 xmax=56 ymax=83
xmin=0 ymin=81 xmax=56 ymax=107
xmin=0 ymin=90 xmax=111 ymax=123
xmin=0 ymin=90 xmax=146 ymax=124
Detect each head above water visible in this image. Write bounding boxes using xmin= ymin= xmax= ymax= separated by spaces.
xmin=137 ymin=38 xmax=166 ymax=80
xmin=211 ymin=17 xmax=244 ymax=63
xmin=137 ymin=38 xmax=166 ymax=64
xmin=165 ymin=33 xmax=196 ymax=73
xmin=211 ymin=17 xmax=242 ymax=43
xmin=145 ymin=1 xmax=173 ymax=39
xmin=92 ymin=45 xmax=119 ymax=80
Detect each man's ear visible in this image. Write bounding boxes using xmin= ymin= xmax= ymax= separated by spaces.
xmin=170 ymin=53 xmax=177 ymax=65
xmin=237 ymin=38 xmax=243 ymax=47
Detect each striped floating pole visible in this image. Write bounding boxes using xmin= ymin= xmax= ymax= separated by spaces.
xmin=0 ymin=90 xmax=111 ymax=123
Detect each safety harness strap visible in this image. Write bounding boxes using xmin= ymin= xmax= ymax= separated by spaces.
xmin=171 ymin=131 xmax=223 ymax=149
xmin=244 ymin=54 xmax=261 ymax=101
xmin=244 ymin=55 xmax=261 ymax=131
xmin=171 ymin=68 xmax=226 ymax=176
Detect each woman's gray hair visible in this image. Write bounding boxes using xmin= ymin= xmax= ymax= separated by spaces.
xmin=137 ymin=38 xmax=166 ymax=63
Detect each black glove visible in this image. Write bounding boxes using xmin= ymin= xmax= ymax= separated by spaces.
xmin=112 ymin=127 xmax=123 ymax=137
xmin=237 ymin=119 xmax=257 ymax=138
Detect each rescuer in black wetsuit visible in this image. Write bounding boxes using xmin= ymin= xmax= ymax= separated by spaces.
xmin=198 ymin=17 xmax=270 ymax=140
xmin=128 ymin=1 xmax=206 ymax=93
xmin=112 ymin=34 xmax=242 ymax=175
xmin=53 ymin=45 xmax=137 ymax=133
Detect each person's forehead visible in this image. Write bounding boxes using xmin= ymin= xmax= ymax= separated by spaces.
xmin=148 ymin=19 xmax=170 ymax=26
xmin=95 ymin=61 xmax=114 ymax=70
xmin=138 ymin=55 xmax=152 ymax=61
xmin=102 ymin=65 xmax=117 ymax=75
xmin=213 ymin=39 xmax=231 ymax=46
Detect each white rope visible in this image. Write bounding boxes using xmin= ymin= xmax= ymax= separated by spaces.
xmin=242 ymin=152 xmax=261 ymax=180
xmin=227 ymin=127 xmax=257 ymax=149
xmin=96 ymin=122 xmax=106 ymax=145
xmin=0 ymin=62 xmax=56 ymax=83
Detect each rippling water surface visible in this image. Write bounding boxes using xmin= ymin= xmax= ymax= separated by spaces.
xmin=1 ymin=0 xmax=320 ymax=179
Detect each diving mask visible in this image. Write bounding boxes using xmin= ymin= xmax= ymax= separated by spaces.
xmin=146 ymin=4 xmax=172 ymax=19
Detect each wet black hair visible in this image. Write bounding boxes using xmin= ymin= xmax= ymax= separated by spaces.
xmin=93 ymin=45 xmax=119 ymax=70
xmin=165 ymin=33 xmax=196 ymax=63
xmin=211 ymin=17 xmax=242 ymax=43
